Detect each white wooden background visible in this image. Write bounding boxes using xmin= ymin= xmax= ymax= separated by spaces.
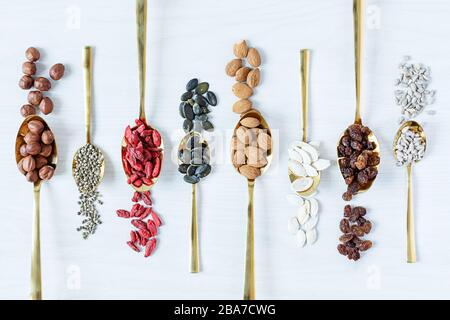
xmin=1 ymin=0 xmax=449 ymax=300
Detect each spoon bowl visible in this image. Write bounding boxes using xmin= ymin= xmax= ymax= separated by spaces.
xmin=177 ymin=131 xmax=209 ymax=166
xmin=393 ymin=120 xmax=426 ymax=160
xmin=72 ymin=144 xmax=105 ymax=190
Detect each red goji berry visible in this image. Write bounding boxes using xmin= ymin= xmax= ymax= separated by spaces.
xmin=151 ymin=210 xmax=162 ymax=227
xmin=116 ymin=210 xmax=131 ymax=218
xmin=147 ymin=220 xmax=157 ymax=237
xmin=131 ymin=219 xmax=148 ymax=230
xmin=144 ymin=238 xmax=157 ymax=257
xmin=127 ymin=241 xmax=140 ymax=252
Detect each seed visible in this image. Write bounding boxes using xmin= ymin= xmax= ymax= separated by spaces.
xmin=196 ymin=82 xmax=209 ymax=94
xmin=206 ymin=91 xmax=217 ymax=106
xmin=178 ymin=164 xmax=189 ymax=174
xmin=186 ymin=78 xmax=198 ymax=91
xmin=202 ymin=121 xmax=214 ymax=132
xmin=183 ymin=104 xmax=194 ymax=120
xmin=179 ymin=102 xmax=186 ymax=118
xmin=183 ymin=119 xmax=193 ymax=133
xmin=181 ymin=91 xmax=193 ymax=101
xmin=193 ymin=104 xmax=202 ymax=115
xmin=184 ymin=175 xmax=200 ymax=184
xmin=195 ymin=164 xmax=211 ymax=178
xmin=194 ymin=94 xmax=207 ymax=107
xmin=187 ymin=164 xmax=199 ymax=176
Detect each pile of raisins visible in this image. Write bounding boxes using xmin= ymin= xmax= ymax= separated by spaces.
xmin=337 ymin=205 xmax=373 ymax=261
xmin=338 ymin=124 xmax=380 ymax=201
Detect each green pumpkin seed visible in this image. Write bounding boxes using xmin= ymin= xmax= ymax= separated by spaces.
xmin=206 ymin=91 xmax=217 ymax=106
xmin=181 ymin=91 xmax=193 ymax=101
xmin=193 ymin=104 xmax=202 ymax=115
xmin=195 ymin=82 xmax=209 ymax=94
xmin=194 ymin=94 xmax=207 ymax=107
xmin=195 ymin=114 xmax=208 ymax=122
xmin=187 ymin=164 xmax=199 ymax=176
xmin=186 ymin=78 xmax=198 ymax=91
xmin=183 ymin=119 xmax=193 ymax=133
xmin=202 ymin=120 xmax=214 ymax=132
xmin=178 ymin=164 xmax=189 ymax=174
xmin=183 ymin=104 xmax=194 ymax=120
xmin=179 ymin=102 xmax=186 ymax=118
xmin=196 ymin=164 xmax=211 ymax=178
xmin=184 ymin=175 xmax=200 ymax=184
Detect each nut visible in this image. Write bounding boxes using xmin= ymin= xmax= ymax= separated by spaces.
xmin=225 ymin=59 xmax=242 ymax=77
xmin=240 ymin=117 xmax=260 ymax=128
xmin=244 ymin=146 xmax=265 ymax=165
xmin=27 ymin=91 xmax=43 ymax=106
xmin=19 ymin=144 xmax=29 ymax=157
xmin=239 ymin=165 xmax=261 ymax=180
xmin=25 ymin=47 xmax=40 ymax=62
xmin=236 ymin=126 xmax=250 ymax=144
xmin=20 ymin=104 xmax=36 ymax=117
xmin=19 ymin=75 xmax=34 ymax=89
xmin=22 ymin=155 xmax=36 ymax=172
xmin=232 ymin=99 xmax=252 ymax=114
xmin=39 ymin=165 xmax=55 ymax=180
xmin=39 ymin=144 xmax=52 ymax=157
xmin=235 ymin=67 xmax=251 ymax=82
xmin=35 ymin=156 xmax=48 ymax=169
xmin=39 ymin=97 xmax=54 ymax=115
xmin=49 ymin=63 xmax=65 ymax=80
xmin=17 ymin=158 xmax=26 ymax=175
xmin=247 ymin=68 xmax=260 ymax=88
xmin=27 ymin=120 xmax=44 ymax=134
xmin=257 ymin=131 xmax=272 ymax=151
xmin=26 ymin=142 xmax=42 ymax=156
xmin=26 ymin=170 xmax=39 ymax=183
xmin=232 ymin=82 xmax=253 ymax=99
xmin=233 ymin=40 xmax=249 ymax=59
xmin=24 ymin=132 xmax=40 ymax=144
xmin=231 ymin=136 xmax=244 ymax=151
xmin=34 ymin=77 xmax=51 ymax=91
xmin=22 ymin=61 xmax=36 ymax=76
xmin=247 ymin=48 xmax=261 ymax=67
xmin=232 ymin=150 xmax=246 ymax=167
xmin=41 ymin=130 xmax=54 ymax=145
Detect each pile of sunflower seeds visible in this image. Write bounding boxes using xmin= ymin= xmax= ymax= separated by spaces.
xmin=73 ymin=143 xmax=104 ymax=239
xmin=394 ymin=127 xmax=426 ymax=166
xmin=395 ymin=56 xmax=436 ymax=123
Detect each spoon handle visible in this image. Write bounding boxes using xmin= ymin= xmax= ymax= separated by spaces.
xmin=406 ymin=165 xmax=416 ymax=263
xmin=83 ymin=46 xmax=93 ymax=144
xmin=244 ymin=180 xmax=255 ymax=300
xmin=30 ymin=184 xmax=42 ymax=300
xmin=136 ymin=0 xmax=147 ymax=121
xmin=190 ymin=183 xmax=200 ymax=273
xmin=301 ymin=49 xmax=310 ymax=143
xmin=353 ymin=0 xmax=364 ymax=124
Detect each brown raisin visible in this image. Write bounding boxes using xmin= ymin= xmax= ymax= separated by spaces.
xmin=339 ymin=233 xmax=354 ymax=243
xmin=362 ymin=221 xmax=372 ymax=234
xmin=337 ymin=244 xmax=348 ymax=256
xmin=357 ymin=171 xmax=369 ymax=185
xmin=353 ymin=206 xmax=367 ymax=217
xmin=342 ymin=135 xmax=351 ymax=147
xmin=351 ymin=225 xmax=365 ymax=237
xmin=367 ymin=154 xmax=380 ymax=166
xmin=347 ymin=182 xmax=360 ymax=195
xmin=345 ymin=176 xmax=354 ymax=185
xmin=355 ymin=154 xmax=368 ymax=170
xmin=344 ymin=205 xmax=352 ymax=217
xmin=351 ymin=141 xmax=363 ymax=151
xmin=358 ymin=240 xmax=373 ymax=252
xmin=340 ymin=219 xmax=351 ymax=233
xmin=342 ymin=191 xmax=353 ymax=201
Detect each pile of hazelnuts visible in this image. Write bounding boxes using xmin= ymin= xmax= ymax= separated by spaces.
xmin=17 ymin=119 xmax=56 ymax=183
xmin=19 ymin=47 xmax=65 ymax=117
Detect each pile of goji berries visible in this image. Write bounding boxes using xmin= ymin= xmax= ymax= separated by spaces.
xmin=122 ymin=119 xmax=162 ymax=188
xmin=116 ymin=190 xmax=162 ymax=257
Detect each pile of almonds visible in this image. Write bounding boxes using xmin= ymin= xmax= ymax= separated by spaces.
xmin=337 ymin=205 xmax=373 ymax=261
xmin=19 ymin=47 xmax=65 ymax=117
xmin=226 ymin=40 xmax=261 ymax=114
xmin=17 ymin=119 xmax=56 ymax=183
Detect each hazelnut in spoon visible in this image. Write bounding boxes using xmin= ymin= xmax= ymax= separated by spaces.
xmin=15 ymin=116 xmax=57 ymax=300
xmin=231 ymin=109 xmax=272 ymax=300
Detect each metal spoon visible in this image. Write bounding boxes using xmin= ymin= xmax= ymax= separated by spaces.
xmin=121 ymin=0 xmax=164 ymax=191
xmin=288 ymin=49 xmax=320 ymax=197
xmin=15 ymin=115 xmax=58 ymax=300
xmin=177 ymin=131 xmax=211 ymax=273
xmin=337 ymin=0 xmax=380 ymax=193
xmin=393 ymin=121 xmax=426 ymax=263
xmin=72 ymin=46 xmax=105 ymax=189
xmin=231 ymin=109 xmax=273 ymax=300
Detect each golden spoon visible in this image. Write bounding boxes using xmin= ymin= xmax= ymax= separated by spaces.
xmin=393 ymin=121 xmax=426 ymax=263
xmin=15 ymin=115 xmax=57 ymax=300
xmin=288 ymin=49 xmax=320 ymax=197
xmin=231 ymin=109 xmax=273 ymax=300
xmin=121 ymin=0 xmax=164 ymax=191
xmin=177 ymin=132 xmax=210 ymax=273
xmin=72 ymin=46 xmax=105 ymax=188
xmin=337 ymin=0 xmax=380 ymax=194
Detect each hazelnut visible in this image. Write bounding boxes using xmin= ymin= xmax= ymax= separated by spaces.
xmin=26 ymin=170 xmax=39 ymax=183
xmin=26 ymin=142 xmax=42 ymax=155
xmin=35 ymin=156 xmax=48 ymax=169
xmin=34 ymin=77 xmax=51 ymax=91
xmin=22 ymin=155 xmax=36 ymax=172
xmin=41 ymin=130 xmax=54 ymax=145
xmin=39 ymin=97 xmax=54 ymax=115
xmin=39 ymin=144 xmax=52 ymax=157
xmin=22 ymin=61 xmax=36 ymax=76
xmin=19 ymin=75 xmax=34 ymax=89
xmin=20 ymin=144 xmax=29 ymax=157
xmin=20 ymin=104 xmax=36 ymax=117
xmin=39 ymin=165 xmax=55 ymax=181
xmin=27 ymin=91 xmax=43 ymax=106
xmin=17 ymin=158 xmax=26 ymax=175
xmin=25 ymin=47 xmax=40 ymax=62
xmin=27 ymin=120 xmax=44 ymax=134
xmin=24 ymin=132 xmax=40 ymax=144
xmin=49 ymin=63 xmax=65 ymax=80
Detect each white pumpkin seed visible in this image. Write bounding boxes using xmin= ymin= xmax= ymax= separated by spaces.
xmin=291 ymin=177 xmax=313 ymax=192
xmin=303 ymin=163 xmax=319 ymax=177
xmin=309 ymin=141 xmax=321 ymax=150
xmin=307 ymin=198 xmax=319 ymax=217
xmin=302 ymin=214 xmax=319 ymax=231
xmin=288 ymin=217 xmax=300 ymax=235
xmin=290 ymin=147 xmax=311 ymax=165
xmin=296 ymin=205 xmax=309 ymax=225
xmin=286 ymin=194 xmax=304 ymax=207
xmin=288 ymin=160 xmax=306 ymax=177
xmin=296 ymin=229 xmax=306 ymax=247
xmin=297 ymin=142 xmax=319 ymax=161
xmin=306 ymin=229 xmax=317 ymax=245
xmin=312 ymin=159 xmax=331 ymax=171
xmin=288 ymin=148 xmax=303 ymax=163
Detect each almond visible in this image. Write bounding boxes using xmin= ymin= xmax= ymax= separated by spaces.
xmin=244 ymin=146 xmax=266 ymax=166
xmin=235 ymin=67 xmax=252 ymax=82
xmin=239 ymin=165 xmax=261 ymax=180
xmin=232 ymin=150 xmax=246 ymax=167
xmin=232 ymin=82 xmax=253 ymax=99
xmin=247 ymin=48 xmax=261 ymax=67
xmin=233 ymin=40 xmax=249 ymax=59
xmin=233 ymin=99 xmax=252 ymax=114
xmin=247 ymin=68 xmax=260 ymax=88
xmin=225 ymin=59 xmax=242 ymax=77
xmin=231 ymin=136 xmax=245 ymax=151
xmin=257 ymin=131 xmax=272 ymax=151
xmin=240 ymin=117 xmax=260 ymax=128
xmin=236 ymin=126 xmax=250 ymax=144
